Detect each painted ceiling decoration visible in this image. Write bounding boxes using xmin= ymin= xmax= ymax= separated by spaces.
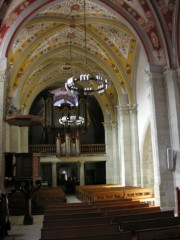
xmin=0 ymin=0 xmax=179 ymax=121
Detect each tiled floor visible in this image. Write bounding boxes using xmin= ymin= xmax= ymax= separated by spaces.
xmin=6 ymin=195 xmax=81 ymax=240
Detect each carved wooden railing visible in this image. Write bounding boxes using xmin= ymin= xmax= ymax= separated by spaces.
xmin=80 ymin=144 xmax=105 ymax=154
xmin=29 ymin=144 xmax=106 ymax=155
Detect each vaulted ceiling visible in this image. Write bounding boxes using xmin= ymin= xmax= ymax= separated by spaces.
xmin=0 ymin=0 xmax=179 ymax=121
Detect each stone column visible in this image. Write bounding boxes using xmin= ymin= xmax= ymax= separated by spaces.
xmin=10 ymin=126 xmax=21 ymax=153
xmin=104 ymin=123 xmax=120 ymax=184
xmin=20 ymin=127 xmax=28 ymax=152
xmin=79 ymin=161 xmax=85 ymax=186
xmin=5 ymin=123 xmax=10 ymax=152
xmin=75 ymin=132 xmax=80 ymax=155
xmin=164 ymin=68 xmax=180 ymax=213
xmin=146 ymin=69 xmax=174 ymax=210
xmin=52 ymin=162 xmax=57 ymax=187
xmin=129 ymin=105 xmax=141 ymax=186
xmin=117 ymin=106 xmax=132 ymax=186
xmin=164 ymin=69 xmax=180 ymax=151
xmin=177 ymin=68 xmax=180 ymax=90
xmin=0 ymin=68 xmax=8 ymax=190
xmin=55 ymin=133 xmax=61 ymax=156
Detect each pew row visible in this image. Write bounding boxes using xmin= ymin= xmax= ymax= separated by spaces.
xmin=44 ymin=202 xmax=150 ymax=215
xmin=43 ymin=216 xmax=114 ymax=228
xmin=136 ymin=225 xmax=180 ymax=240
xmin=106 ymin=206 xmax=161 ymax=216
xmin=44 ymin=206 xmax=160 ymax=221
xmin=9 ymin=187 xmax=66 ymax=215
xmin=44 ymin=211 xmax=104 ymax=221
xmin=76 ymin=185 xmax=155 ymax=204
xmin=40 ymin=223 xmax=127 ymax=240
xmin=114 ymin=210 xmax=175 ymax=224
xmin=122 ymin=216 xmax=180 ymax=234
xmin=40 ymin=231 xmax=132 ymax=240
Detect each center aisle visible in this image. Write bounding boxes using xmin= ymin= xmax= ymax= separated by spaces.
xmin=66 ymin=194 xmax=82 ymax=203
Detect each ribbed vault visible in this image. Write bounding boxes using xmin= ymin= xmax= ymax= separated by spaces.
xmin=0 ymin=0 xmax=178 ymax=122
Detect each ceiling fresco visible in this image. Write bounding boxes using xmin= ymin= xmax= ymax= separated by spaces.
xmin=0 ymin=0 xmax=179 ymax=121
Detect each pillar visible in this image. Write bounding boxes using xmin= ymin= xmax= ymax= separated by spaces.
xmin=75 ymin=132 xmax=80 ymax=155
xmin=10 ymin=126 xmax=21 ymax=152
xmin=5 ymin=123 xmax=10 ymax=152
xmin=164 ymin=68 xmax=180 ymax=213
xmin=0 ymin=64 xmax=8 ymax=190
xmin=20 ymin=127 xmax=29 ymax=152
xmin=79 ymin=161 xmax=85 ymax=186
xmin=164 ymin=69 xmax=180 ymax=151
xmin=52 ymin=162 xmax=57 ymax=187
xmin=117 ymin=106 xmax=132 ymax=186
xmin=145 ymin=68 xmax=175 ymax=210
xmin=129 ymin=105 xmax=141 ymax=186
xmin=104 ymin=123 xmax=119 ymax=184
xmin=55 ymin=133 xmax=61 ymax=156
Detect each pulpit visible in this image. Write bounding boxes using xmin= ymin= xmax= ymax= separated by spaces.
xmin=14 ymin=153 xmax=41 ymax=225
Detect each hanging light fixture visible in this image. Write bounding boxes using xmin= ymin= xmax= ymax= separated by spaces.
xmin=59 ymin=115 xmax=85 ymax=126
xmin=65 ymin=0 xmax=108 ymax=95
xmin=58 ymin=98 xmax=86 ymax=128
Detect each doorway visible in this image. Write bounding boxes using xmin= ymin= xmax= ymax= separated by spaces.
xmin=85 ymin=161 xmax=106 ymax=185
xmin=57 ymin=162 xmax=79 ymax=194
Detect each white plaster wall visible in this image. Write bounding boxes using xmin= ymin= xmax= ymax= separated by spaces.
xmin=136 ymin=47 xmax=150 ymax=158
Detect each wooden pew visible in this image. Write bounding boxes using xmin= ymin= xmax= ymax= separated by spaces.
xmin=76 ymin=184 xmax=122 ymax=200
xmin=122 ymin=216 xmax=180 ymax=234
xmin=40 ymin=231 xmax=132 ymax=240
xmin=45 ymin=199 xmax=141 ymax=212
xmin=76 ymin=185 xmax=155 ymax=204
xmin=45 ymin=202 xmax=90 ymax=209
xmin=43 ymin=216 xmax=114 ymax=228
xmin=44 ymin=202 xmax=149 ymax=215
xmin=9 ymin=187 xmax=66 ymax=215
xmin=106 ymin=206 xmax=161 ymax=216
xmin=44 ymin=211 xmax=104 ymax=221
xmin=99 ymin=202 xmax=149 ymax=211
xmin=90 ymin=188 xmax=154 ymax=203
xmin=136 ymin=225 xmax=180 ymax=240
xmin=44 ymin=206 xmax=99 ymax=215
xmin=93 ymin=199 xmax=137 ymax=206
xmin=114 ymin=210 xmax=175 ymax=224
xmin=41 ymin=223 xmax=122 ymax=239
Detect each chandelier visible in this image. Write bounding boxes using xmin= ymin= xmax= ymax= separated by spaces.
xmin=65 ymin=74 xmax=108 ymax=95
xmin=65 ymin=0 xmax=108 ymax=96
xmin=57 ymin=96 xmax=87 ymax=129
xmin=59 ymin=115 xmax=85 ymax=126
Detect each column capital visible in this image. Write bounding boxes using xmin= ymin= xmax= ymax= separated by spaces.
xmin=103 ymin=122 xmax=117 ymax=128
xmin=0 ymin=69 xmax=8 ymax=82
xmin=117 ymin=106 xmax=129 ymax=115
xmin=177 ymin=68 xmax=180 ymax=83
xmin=163 ymin=68 xmax=178 ymax=85
xmin=144 ymin=70 xmax=164 ymax=86
xmin=0 ymin=57 xmax=8 ymax=71
xmin=128 ymin=104 xmax=137 ymax=114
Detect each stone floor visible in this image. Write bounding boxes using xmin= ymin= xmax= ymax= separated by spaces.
xmin=5 ymin=195 xmax=81 ymax=240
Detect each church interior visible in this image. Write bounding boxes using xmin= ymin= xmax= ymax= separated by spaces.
xmin=0 ymin=0 xmax=180 ymax=239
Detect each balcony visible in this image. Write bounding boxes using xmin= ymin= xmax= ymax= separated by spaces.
xmin=29 ymin=144 xmax=106 ymax=155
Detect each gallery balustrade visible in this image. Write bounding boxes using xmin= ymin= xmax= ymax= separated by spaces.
xmin=29 ymin=144 xmax=106 ymax=155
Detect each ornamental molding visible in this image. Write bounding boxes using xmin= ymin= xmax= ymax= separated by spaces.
xmin=117 ymin=105 xmax=130 ymax=115
xmin=163 ymin=68 xmax=178 ymax=85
